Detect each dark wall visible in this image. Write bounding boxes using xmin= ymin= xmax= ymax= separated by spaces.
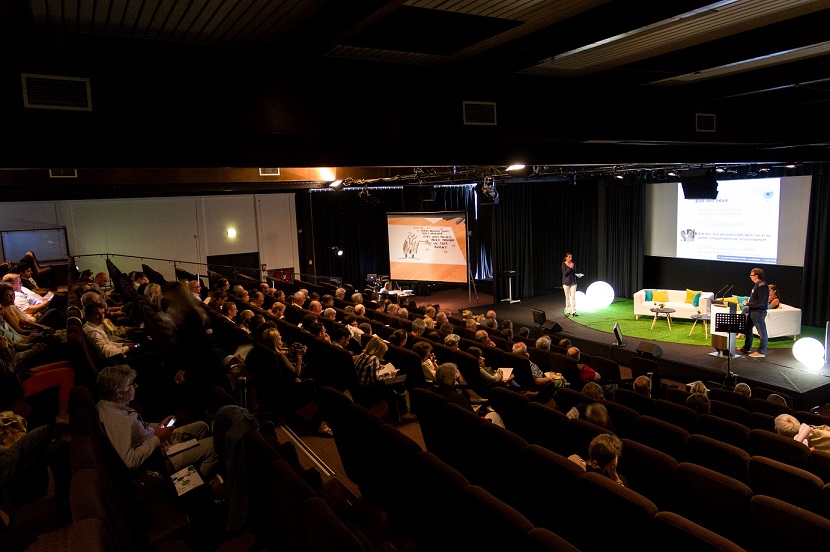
xmin=644 ymin=257 xmax=803 ymax=308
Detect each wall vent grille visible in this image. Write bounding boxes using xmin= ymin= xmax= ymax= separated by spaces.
xmin=463 ymin=101 xmax=497 ymax=126
xmin=49 ymin=169 xmax=78 ymax=178
xmin=22 ymin=74 xmax=92 ymax=111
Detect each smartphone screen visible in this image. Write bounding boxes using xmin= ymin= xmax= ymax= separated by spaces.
xmin=166 ymin=419 xmax=176 ymax=427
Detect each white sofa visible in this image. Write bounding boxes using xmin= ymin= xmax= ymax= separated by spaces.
xmin=710 ymin=303 xmax=802 ymax=340
xmin=634 ymin=289 xmax=715 ymax=320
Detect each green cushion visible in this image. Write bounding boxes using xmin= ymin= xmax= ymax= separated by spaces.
xmin=644 ymin=290 xmax=653 ymax=301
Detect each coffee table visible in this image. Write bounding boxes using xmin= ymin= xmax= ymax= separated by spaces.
xmin=689 ymin=313 xmax=711 ymax=339
xmin=650 ymin=307 xmax=676 ymax=330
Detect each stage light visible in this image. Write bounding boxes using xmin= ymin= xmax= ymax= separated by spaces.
xmin=329 ymin=179 xmax=344 ymax=189
xmin=506 ymin=164 xmax=525 ymax=171
xmin=586 ymin=281 xmax=615 ymax=309
xmin=793 ymin=337 xmax=826 ymax=370
xmin=330 ymin=246 xmax=344 ymax=256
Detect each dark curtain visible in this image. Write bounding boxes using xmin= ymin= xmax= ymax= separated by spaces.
xmin=604 ymin=177 xmax=646 ymax=298
xmin=307 ymin=185 xmax=483 ymax=287
xmin=801 ymin=162 xmax=830 ymax=326
xmin=491 ymin=179 xmax=600 ymax=301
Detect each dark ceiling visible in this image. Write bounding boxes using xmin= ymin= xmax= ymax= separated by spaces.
xmin=1 ymin=0 xmax=829 ymax=197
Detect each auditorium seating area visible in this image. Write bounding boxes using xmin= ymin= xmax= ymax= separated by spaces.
xmin=7 ymin=257 xmax=830 ymax=551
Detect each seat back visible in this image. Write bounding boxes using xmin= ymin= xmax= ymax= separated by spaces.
xmin=614 ymin=387 xmax=656 ymax=416
xmin=747 ymin=455 xmax=824 ymax=514
xmin=748 ymin=428 xmax=810 ymax=469
xmin=618 ymin=438 xmax=678 ymax=511
xmin=653 ymin=511 xmax=748 ymax=552
xmin=673 ymin=462 xmax=753 ymax=547
xmin=708 ymin=387 xmax=752 ymax=410
xmin=695 ymin=413 xmax=750 ymax=451
xmin=710 ymin=399 xmax=753 ymax=427
xmin=686 ymin=433 xmax=750 ymax=483
xmin=654 ymin=398 xmax=698 ymax=432
xmin=634 ymin=415 xmax=689 ymax=461
xmin=750 ymin=494 xmax=830 ymax=549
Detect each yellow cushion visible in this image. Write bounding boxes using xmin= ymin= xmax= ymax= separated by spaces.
xmin=651 ymin=290 xmax=669 ymax=302
xmin=723 ymin=296 xmax=739 ymax=304
xmin=685 ymin=289 xmax=702 ymax=304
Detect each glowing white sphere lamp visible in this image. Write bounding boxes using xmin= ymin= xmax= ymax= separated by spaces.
xmin=586 ymin=281 xmax=615 ymax=310
xmin=793 ymin=337 xmax=826 ymax=370
xmin=575 ymin=291 xmax=591 ymax=312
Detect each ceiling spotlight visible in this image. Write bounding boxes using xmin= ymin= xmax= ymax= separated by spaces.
xmin=614 ymin=173 xmax=624 ymax=180
xmin=786 ymin=164 xmax=796 ymax=169
xmin=506 ymin=164 xmax=525 ymax=171
xmin=715 ymin=167 xmax=725 ymax=173
xmin=329 ymin=179 xmax=344 ymax=189
xmin=667 ymin=170 xmax=677 ymax=177
xmin=330 ymin=246 xmax=344 ymax=256
xmin=760 ymin=167 xmax=770 ymax=173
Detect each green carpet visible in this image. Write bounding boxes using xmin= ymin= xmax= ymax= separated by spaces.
xmin=570 ymin=299 xmax=822 ymax=349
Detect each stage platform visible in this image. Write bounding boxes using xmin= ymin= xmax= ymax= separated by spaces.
xmin=463 ymin=291 xmax=830 ymax=412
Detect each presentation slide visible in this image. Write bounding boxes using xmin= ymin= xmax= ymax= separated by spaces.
xmin=646 ymin=175 xmax=811 ymax=267
xmin=676 ymin=178 xmax=780 ymax=263
xmin=387 ymin=212 xmax=468 ymax=283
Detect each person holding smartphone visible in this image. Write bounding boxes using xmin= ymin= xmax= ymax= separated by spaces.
xmin=96 ymin=364 xmax=218 ymax=479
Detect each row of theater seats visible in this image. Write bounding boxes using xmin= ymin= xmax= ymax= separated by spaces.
xmin=316 ymin=386 xmax=584 ymax=552
xmin=409 ymin=385 xmax=830 ymax=551
xmin=500 ymin=384 xmax=830 ymax=488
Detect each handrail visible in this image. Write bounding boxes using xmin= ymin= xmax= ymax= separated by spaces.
xmin=72 ymin=253 xmax=344 ymax=287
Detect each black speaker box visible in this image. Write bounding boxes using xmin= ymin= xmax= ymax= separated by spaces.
xmin=636 ymin=341 xmax=663 ymax=358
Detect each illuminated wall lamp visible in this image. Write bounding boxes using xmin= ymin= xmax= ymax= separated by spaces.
xmin=227 ymin=228 xmax=237 ymax=238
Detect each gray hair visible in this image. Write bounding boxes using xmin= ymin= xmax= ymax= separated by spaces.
xmin=443 ymin=333 xmax=461 ymax=348
xmin=535 ymin=335 xmax=552 ymax=351
xmin=97 ymin=364 xmax=136 ymax=401
xmin=412 ymin=318 xmax=426 ymax=334
xmin=435 ymin=363 xmax=458 ymax=386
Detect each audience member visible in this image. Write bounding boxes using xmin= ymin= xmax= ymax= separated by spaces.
xmin=500 ymin=319 xmax=513 ymax=340
xmin=0 ymin=332 xmax=74 ymax=424
xmin=189 ymin=280 xmax=203 ymax=302
xmin=633 ymin=375 xmax=652 ymax=397
xmin=2 ymin=273 xmax=63 ymax=329
xmin=767 ymin=393 xmax=788 ymax=407
xmin=270 ymin=301 xmax=286 ymax=319
xmin=434 ymin=362 xmax=504 ymax=427
xmin=535 ymin=335 xmax=551 ymax=351
xmin=474 ymin=329 xmax=495 ymax=348
xmin=568 ymin=347 xmax=616 ymax=396
xmin=83 ymin=302 xmax=139 ymax=360
xmin=775 ymin=413 xmax=830 ymax=451
xmin=688 ymin=381 xmax=709 ymax=396
xmin=96 ymin=364 xmax=218 ymax=479
xmin=569 ymin=434 xmax=626 ymax=486
xmin=734 ymin=382 xmax=752 ymax=398
xmin=413 ymin=340 xmax=438 ymax=382
xmin=511 ymin=341 xmax=563 ymax=401
xmin=686 ymin=393 xmax=711 ymax=414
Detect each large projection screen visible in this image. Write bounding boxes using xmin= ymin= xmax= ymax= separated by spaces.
xmin=646 ymin=175 xmax=811 ymax=267
xmin=387 ymin=212 xmax=468 ymax=283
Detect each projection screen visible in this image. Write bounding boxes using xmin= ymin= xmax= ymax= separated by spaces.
xmin=387 ymin=212 xmax=468 ymax=283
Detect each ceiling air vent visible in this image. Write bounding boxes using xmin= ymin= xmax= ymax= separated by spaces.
xmin=696 ymin=113 xmax=716 ymax=133
xmin=49 ymin=169 xmax=78 ymax=178
xmin=463 ymin=101 xmax=497 ymax=126
xmin=259 ymin=168 xmax=281 ymax=176
xmin=22 ymin=74 xmax=92 ymax=111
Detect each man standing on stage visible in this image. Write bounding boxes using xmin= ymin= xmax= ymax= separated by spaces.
xmin=740 ymin=267 xmax=769 ymax=358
